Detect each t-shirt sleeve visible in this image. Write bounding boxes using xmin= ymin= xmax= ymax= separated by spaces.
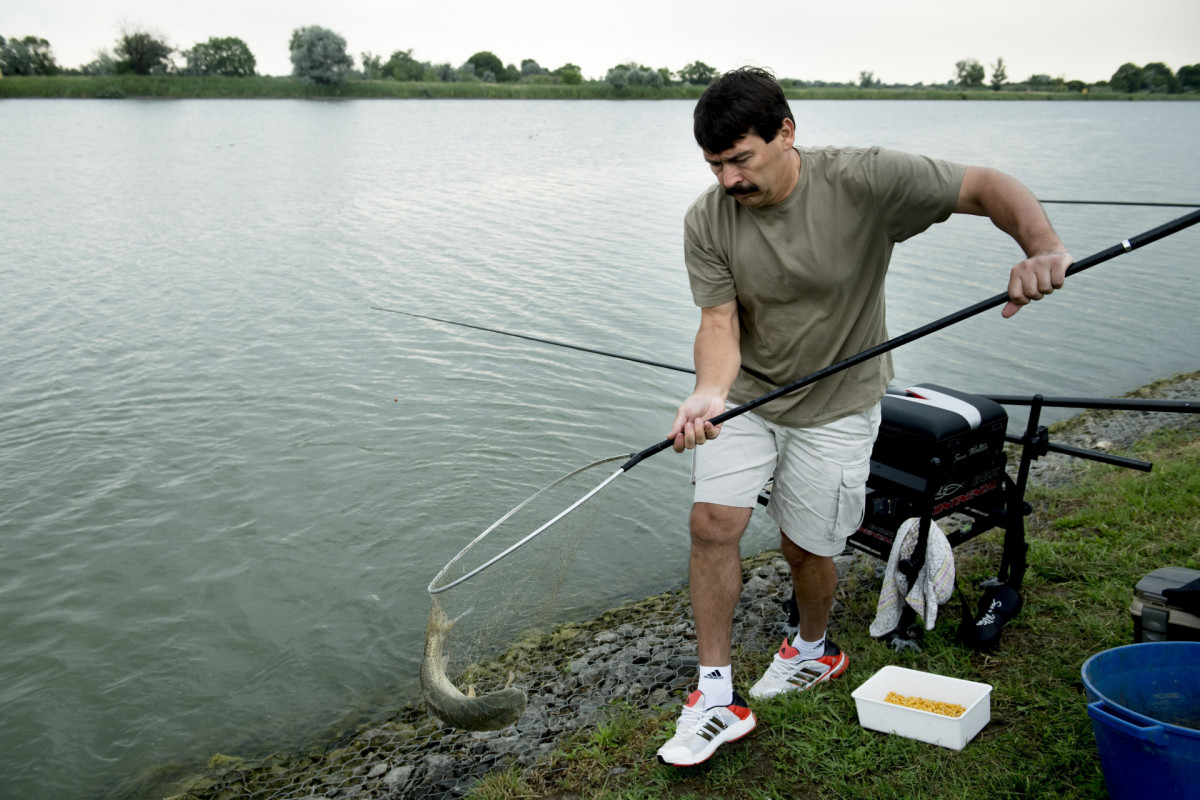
xmin=869 ymin=148 xmax=965 ymax=243
xmin=683 ymin=197 xmax=738 ymax=308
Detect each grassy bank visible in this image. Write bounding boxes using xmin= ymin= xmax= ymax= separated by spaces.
xmin=475 ymin=424 xmax=1200 ymax=799
xmin=2 ymin=75 xmax=1195 ymax=101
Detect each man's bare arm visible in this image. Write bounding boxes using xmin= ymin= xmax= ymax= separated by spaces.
xmin=957 ymin=166 xmax=1072 ymax=318
xmin=669 ymin=301 xmax=741 ymax=452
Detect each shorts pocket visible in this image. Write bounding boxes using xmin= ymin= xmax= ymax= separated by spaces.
xmin=832 ymin=460 xmax=871 ymax=540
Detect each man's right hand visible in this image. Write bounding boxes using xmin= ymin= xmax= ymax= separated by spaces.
xmin=668 ymin=391 xmax=727 ymax=453
xmin=673 ymin=301 xmax=742 ymax=452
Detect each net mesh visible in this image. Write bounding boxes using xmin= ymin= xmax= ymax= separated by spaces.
xmin=422 ymin=455 xmax=627 ymax=725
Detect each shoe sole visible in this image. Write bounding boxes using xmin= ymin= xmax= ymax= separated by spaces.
xmin=656 ymin=714 xmax=757 ymax=767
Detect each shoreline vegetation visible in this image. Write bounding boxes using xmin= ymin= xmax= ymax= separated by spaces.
xmin=4 ymin=75 xmax=1200 ymax=101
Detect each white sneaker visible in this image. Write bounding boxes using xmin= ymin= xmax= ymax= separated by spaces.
xmin=748 ymin=637 xmax=849 ymax=700
xmin=655 ymin=689 xmax=756 ymax=766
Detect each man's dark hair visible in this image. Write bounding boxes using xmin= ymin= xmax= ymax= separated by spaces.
xmin=693 ymin=67 xmax=795 ymax=154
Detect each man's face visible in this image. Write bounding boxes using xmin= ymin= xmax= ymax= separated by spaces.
xmin=702 ymin=118 xmax=797 ymax=208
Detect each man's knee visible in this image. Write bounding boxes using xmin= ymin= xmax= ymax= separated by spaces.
xmin=690 ymin=502 xmax=751 ymax=548
xmin=779 ymin=530 xmax=822 ymax=568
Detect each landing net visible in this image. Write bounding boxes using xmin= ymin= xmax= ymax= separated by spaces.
xmin=421 ymin=454 xmax=629 ymax=730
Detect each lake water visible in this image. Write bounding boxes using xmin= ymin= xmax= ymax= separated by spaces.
xmin=1 ymin=97 xmax=1197 ymax=799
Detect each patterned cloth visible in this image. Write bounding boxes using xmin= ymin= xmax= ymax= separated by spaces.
xmin=870 ymin=517 xmax=955 ymax=637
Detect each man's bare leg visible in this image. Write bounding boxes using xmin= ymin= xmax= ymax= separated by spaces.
xmin=779 ymin=532 xmax=837 ymax=642
xmin=689 ymin=502 xmax=753 ymax=666
xmin=745 ymin=532 xmax=848 ymax=701
xmin=657 ymin=500 xmax=759 ymax=765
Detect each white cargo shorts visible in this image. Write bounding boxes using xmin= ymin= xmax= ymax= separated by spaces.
xmin=691 ymin=402 xmax=882 ymax=557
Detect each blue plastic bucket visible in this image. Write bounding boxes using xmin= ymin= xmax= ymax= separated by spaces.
xmin=1081 ymin=641 xmax=1200 ymax=800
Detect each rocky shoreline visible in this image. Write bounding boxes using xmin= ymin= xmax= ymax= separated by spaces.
xmin=167 ymin=372 xmax=1198 ymax=800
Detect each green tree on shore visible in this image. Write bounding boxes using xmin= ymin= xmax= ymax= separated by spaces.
xmin=1179 ymin=64 xmax=1200 ymax=91
xmin=678 ymin=61 xmax=716 ymax=85
xmin=290 ymin=26 xmax=353 ymax=84
xmin=80 ymin=51 xmax=116 ymax=75
xmin=554 ymin=62 xmax=582 ymax=85
xmin=605 ymin=63 xmax=665 ymax=89
xmin=115 ymin=28 xmax=173 ymax=74
xmin=382 ymin=49 xmax=423 ymax=81
xmin=1110 ymin=61 xmax=1193 ymax=94
xmin=181 ymin=36 xmax=255 ymax=77
xmin=990 ymin=57 xmax=1007 ymax=90
xmin=360 ymin=52 xmax=382 ymax=80
xmin=1109 ymin=62 xmax=1142 ymax=93
xmin=1142 ymin=62 xmax=1180 ymax=93
xmin=465 ymin=50 xmax=511 ymax=82
xmin=956 ymin=58 xmax=985 ymax=88
xmin=0 ymin=35 xmax=59 ymax=75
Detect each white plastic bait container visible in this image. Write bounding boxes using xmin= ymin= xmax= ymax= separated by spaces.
xmin=851 ymin=665 xmax=992 ymax=750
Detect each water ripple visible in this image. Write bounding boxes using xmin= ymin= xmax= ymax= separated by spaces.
xmin=0 ymin=98 xmax=1197 ymax=800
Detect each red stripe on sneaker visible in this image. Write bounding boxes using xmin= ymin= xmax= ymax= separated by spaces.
xmin=729 ymin=704 xmax=753 ymax=721
xmin=779 ymin=638 xmax=800 ymax=659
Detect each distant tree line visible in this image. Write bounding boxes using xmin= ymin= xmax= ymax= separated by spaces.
xmin=946 ymin=56 xmax=1199 ymax=95
xmin=2 ymin=28 xmax=1198 ymax=96
xmin=359 ymin=45 xmax=584 ymax=86
xmin=1109 ymin=61 xmax=1200 ymax=94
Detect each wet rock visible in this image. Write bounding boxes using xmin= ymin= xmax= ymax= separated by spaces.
xmin=382 ymin=764 xmax=412 ymax=788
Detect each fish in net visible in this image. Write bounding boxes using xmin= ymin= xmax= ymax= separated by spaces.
xmin=422 ymin=454 xmax=629 ymax=731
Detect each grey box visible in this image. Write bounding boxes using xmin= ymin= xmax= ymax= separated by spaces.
xmin=1130 ymin=566 xmax=1200 ymax=643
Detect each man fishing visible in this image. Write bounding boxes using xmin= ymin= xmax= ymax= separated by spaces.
xmin=656 ymin=66 xmax=1072 ymax=766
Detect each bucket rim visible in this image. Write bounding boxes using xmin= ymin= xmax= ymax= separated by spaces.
xmin=1082 ymin=641 xmax=1200 ymax=737
xmin=1083 ymin=640 xmax=1200 ymax=675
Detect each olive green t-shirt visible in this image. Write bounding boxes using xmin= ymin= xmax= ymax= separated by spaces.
xmin=683 ymin=145 xmax=965 ymax=427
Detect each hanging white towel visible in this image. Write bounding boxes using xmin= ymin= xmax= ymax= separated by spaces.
xmin=870 ymin=517 xmax=955 ymax=637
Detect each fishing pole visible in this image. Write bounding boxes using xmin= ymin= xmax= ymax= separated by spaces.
xmin=370 ymin=306 xmax=696 ymax=374
xmin=620 ymin=207 xmax=1200 ymax=470
xmin=1038 ymin=200 xmax=1200 ymax=208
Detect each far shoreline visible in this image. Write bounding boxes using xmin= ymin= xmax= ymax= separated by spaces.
xmin=4 ymin=75 xmax=1200 ymax=101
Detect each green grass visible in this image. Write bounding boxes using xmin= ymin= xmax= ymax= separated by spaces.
xmin=2 ymin=75 xmax=1196 ymax=100
xmin=471 ymin=425 xmax=1199 ymax=799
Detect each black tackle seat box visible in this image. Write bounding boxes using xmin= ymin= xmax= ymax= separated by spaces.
xmin=1131 ymin=566 xmax=1200 ymax=643
xmin=850 ymin=385 xmax=1010 ymax=561
xmin=869 ymin=384 xmax=1010 ymax=505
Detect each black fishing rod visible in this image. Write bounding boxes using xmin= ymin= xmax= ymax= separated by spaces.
xmin=618 ymin=207 xmax=1200 ymax=470
xmin=1039 ymin=200 xmax=1200 ymax=208
xmin=370 ymin=306 xmax=696 ymax=374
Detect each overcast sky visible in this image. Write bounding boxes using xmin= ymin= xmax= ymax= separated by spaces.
xmin=3 ymin=0 xmax=1197 ymax=84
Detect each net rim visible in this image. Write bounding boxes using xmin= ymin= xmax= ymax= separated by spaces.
xmin=427 ymin=453 xmax=632 ymax=595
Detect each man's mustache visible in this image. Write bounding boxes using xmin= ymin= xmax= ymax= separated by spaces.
xmin=725 ymin=183 xmax=759 ymax=197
